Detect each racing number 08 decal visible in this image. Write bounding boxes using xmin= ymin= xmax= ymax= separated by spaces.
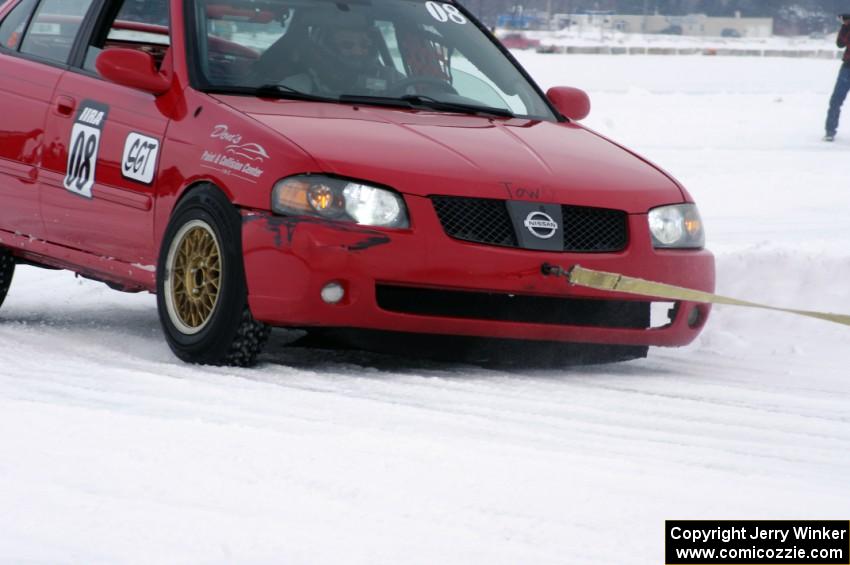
xmin=63 ymin=101 xmax=109 ymax=199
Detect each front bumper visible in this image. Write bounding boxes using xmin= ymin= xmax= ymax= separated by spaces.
xmin=241 ymin=195 xmax=715 ymax=347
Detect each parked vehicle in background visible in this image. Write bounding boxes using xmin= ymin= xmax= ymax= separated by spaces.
xmin=498 ymin=32 xmax=542 ymax=50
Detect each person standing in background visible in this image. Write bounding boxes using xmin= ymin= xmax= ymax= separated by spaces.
xmin=824 ymin=13 xmax=850 ymax=141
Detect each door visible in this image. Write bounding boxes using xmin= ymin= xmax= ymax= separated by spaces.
xmin=0 ymin=0 xmax=72 ymax=237
xmin=40 ymin=0 xmax=171 ymax=265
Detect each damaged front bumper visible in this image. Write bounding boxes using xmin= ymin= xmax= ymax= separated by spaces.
xmin=240 ymin=195 xmax=716 ymax=347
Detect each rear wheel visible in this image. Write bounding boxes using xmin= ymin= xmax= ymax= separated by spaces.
xmin=156 ymin=185 xmax=269 ymax=366
xmin=0 ymin=248 xmax=14 ymax=311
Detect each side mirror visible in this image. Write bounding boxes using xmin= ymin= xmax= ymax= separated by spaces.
xmin=547 ymin=86 xmax=591 ymax=121
xmin=96 ymin=48 xmax=170 ymax=96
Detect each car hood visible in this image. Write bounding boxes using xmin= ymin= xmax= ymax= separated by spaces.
xmin=214 ymin=96 xmax=684 ymax=213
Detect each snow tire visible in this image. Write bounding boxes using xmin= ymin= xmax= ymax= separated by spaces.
xmin=156 ymin=184 xmax=269 ymax=367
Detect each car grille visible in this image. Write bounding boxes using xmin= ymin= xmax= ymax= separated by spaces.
xmin=561 ymin=206 xmax=628 ymax=251
xmin=376 ymin=285 xmax=650 ymax=329
xmin=431 ymin=196 xmax=628 ymax=252
xmin=431 ymin=196 xmax=518 ymax=247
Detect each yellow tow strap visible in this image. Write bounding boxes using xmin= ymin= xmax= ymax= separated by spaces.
xmin=550 ymin=264 xmax=850 ymax=328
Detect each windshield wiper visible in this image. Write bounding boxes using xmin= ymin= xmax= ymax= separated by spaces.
xmin=254 ymin=84 xmax=335 ymax=103
xmin=337 ymin=94 xmax=417 ymax=110
xmin=254 ymin=88 xmax=515 ymax=118
xmin=338 ymin=94 xmax=514 ymax=118
xmin=401 ymin=95 xmax=515 ymax=118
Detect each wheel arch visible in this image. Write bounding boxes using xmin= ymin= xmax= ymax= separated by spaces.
xmin=173 ymin=179 xmax=236 ymax=214
xmin=155 ymin=178 xmax=237 ymax=255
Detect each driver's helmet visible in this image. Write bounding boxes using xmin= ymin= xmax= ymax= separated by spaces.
xmin=308 ymin=17 xmax=381 ymax=88
xmin=325 ymin=25 xmax=377 ymax=71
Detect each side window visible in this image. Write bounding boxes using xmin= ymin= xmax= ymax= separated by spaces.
xmin=19 ymin=0 xmax=95 ymax=63
xmin=83 ymin=0 xmax=171 ymax=73
xmin=0 ymin=0 xmax=38 ymax=51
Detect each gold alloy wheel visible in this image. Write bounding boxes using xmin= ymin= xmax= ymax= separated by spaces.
xmin=164 ymin=220 xmax=223 ymax=335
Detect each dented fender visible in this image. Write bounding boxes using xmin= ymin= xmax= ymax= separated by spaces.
xmin=241 ymin=210 xmax=392 ymax=251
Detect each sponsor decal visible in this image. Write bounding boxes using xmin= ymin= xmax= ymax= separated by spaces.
xmin=201 ymin=151 xmax=264 ymax=179
xmin=121 ymin=132 xmax=160 ymax=184
xmin=210 ymin=124 xmax=243 ymax=144
xmin=64 ymin=101 xmax=109 ymax=199
xmin=523 ymin=211 xmax=558 ymax=239
xmin=202 ymin=125 xmax=267 ymax=182
xmin=225 ymin=142 xmax=269 ymax=162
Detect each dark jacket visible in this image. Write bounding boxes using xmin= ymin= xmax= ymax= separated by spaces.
xmin=839 ymin=23 xmax=850 ymax=65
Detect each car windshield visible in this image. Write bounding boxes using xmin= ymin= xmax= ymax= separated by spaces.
xmin=189 ymin=0 xmax=556 ymax=120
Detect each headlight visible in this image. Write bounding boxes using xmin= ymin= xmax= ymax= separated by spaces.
xmin=272 ymin=175 xmax=409 ymax=228
xmin=648 ymin=204 xmax=705 ymax=249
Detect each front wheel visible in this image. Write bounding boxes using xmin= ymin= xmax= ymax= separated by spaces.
xmin=0 ymin=248 xmax=14 ymax=311
xmin=156 ymin=185 xmax=269 ymax=366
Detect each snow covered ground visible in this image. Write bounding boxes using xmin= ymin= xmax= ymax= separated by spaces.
xmin=2 ymin=55 xmax=849 ymax=564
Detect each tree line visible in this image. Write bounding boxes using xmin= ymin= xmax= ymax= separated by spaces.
xmin=464 ymin=1 xmax=847 ymax=18
xmin=463 ymin=0 xmax=849 ymax=34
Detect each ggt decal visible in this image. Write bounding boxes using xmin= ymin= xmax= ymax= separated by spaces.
xmin=64 ymin=101 xmax=109 ymax=198
xmin=122 ymin=133 xmax=160 ymax=184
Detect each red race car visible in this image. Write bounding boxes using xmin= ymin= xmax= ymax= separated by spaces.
xmin=0 ymin=0 xmax=714 ymax=366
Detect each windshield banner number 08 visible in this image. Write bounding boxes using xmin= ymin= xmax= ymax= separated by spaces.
xmin=426 ymin=2 xmax=467 ymax=24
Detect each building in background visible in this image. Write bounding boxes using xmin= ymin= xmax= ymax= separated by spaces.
xmin=496 ymin=6 xmax=549 ymax=29
xmin=545 ymin=11 xmax=773 ymax=37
